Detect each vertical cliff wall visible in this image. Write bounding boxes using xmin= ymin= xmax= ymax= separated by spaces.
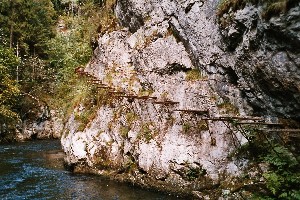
xmin=61 ymin=0 xmax=300 ymax=198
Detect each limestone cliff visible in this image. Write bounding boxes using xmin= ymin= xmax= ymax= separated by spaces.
xmin=61 ymin=0 xmax=300 ymax=198
xmin=15 ymin=105 xmax=63 ymax=141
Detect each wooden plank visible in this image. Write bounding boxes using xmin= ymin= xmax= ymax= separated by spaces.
xmin=114 ymin=95 xmax=138 ymax=98
xmin=237 ymin=122 xmax=283 ymax=125
xmin=90 ymin=79 xmax=103 ymax=83
xmin=89 ymin=81 xmax=104 ymax=85
xmin=108 ymin=91 xmax=125 ymax=94
xmin=173 ymin=109 xmax=209 ymax=115
xmin=76 ymin=71 xmax=85 ymax=75
xmin=136 ymin=96 xmax=151 ymax=99
xmin=259 ymin=129 xmax=300 ymax=132
xmin=219 ymin=116 xmax=264 ymax=121
xmin=201 ymin=117 xmax=263 ymax=122
xmin=154 ymin=101 xmax=179 ymax=105
xmin=200 ymin=117 xmax=229 ymax=121
xmin=97 ymin=86 xmax=113 ymax=89
xmin=289 ymin=134 xmax=300 ymax=138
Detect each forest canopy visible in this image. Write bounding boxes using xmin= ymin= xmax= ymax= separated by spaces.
xmin=0 ymin=0 xmax=108 ymax=138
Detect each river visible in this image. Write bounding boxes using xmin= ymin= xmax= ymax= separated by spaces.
xmin=0 ymin=140 xmax=184 ymax=200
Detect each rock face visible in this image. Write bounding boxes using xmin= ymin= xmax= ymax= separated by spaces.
xmin=61 ymin=0 xmax=300 ymax=198
xmin=17 ymin=107 xmax=64 ymax=141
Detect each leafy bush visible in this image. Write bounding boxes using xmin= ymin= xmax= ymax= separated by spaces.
xmin=232 ymin=124 xmax=300 ymax=199
xmin=260 ymin=145 xmax=300 ymax=199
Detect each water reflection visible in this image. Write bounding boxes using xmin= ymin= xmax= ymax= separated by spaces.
xmin=0 ymin=140 xmax=183 ymax=200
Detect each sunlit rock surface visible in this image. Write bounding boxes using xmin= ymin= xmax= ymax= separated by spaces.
xmin=61 ymin=0 xmax=300 ymax=198
xmin=18 ymin=108 xmax=63 ymax=141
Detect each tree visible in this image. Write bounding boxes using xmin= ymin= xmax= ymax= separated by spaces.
xmin=0 ymin=46 xmax=20 ymax=131
xmin=0 ymin=64 xmax=20 ymax=122
xmin=0 ymin=0 xmax=57 ymax=57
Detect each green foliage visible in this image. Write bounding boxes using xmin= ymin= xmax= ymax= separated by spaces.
xmin=47 ymin=0 xmax=114 ymax=118
xmin=138 ymin=88 xmax=154 ymax=96
xmin=197 ymin=120 xmax=209 ymax=131
xmin=0 ymin=0 xmax=116 ymax=140
xmin=71 ymin=80 xmax=104 ymax=131
xmin=217 ymin=0 xmax=258 ymax=17
xmin=263 ymin=145 xmax=298 ymax=171
xmin=0 ymin=0 xmax=56 ymax=56
xmin=182 ymin=122 xmax=192 ymax=134
xmin=231 ymin=123 xmax=300 ymax=199
xmin=125 ymin=112 xmax=138 ymax=127
xmin=0 ymin=47 xmax=20 ymax=74
xmin=0 ymin=64 xmax=20 ymax=124
xmin=217 ymin=101 xmax=239 ymax=115
xmin=217 ymin=0 xmax=299 ymax=20
xmin=119 ymin=126 xmax=130 ymax=138
xmin=185 ymin=68 xmax=206 ymax=81
xmin=186 ymin=166 xmax=207 ymax=181
xmin=46 ymin=32 xmax=92 ymax=82
xmin=263 ymin=172 xmax=284 ymax=196
xmin=260 ymin=145 xmax=300 ymax=199
xmin=138 ymin=122 xmax=154 ymax=142
xmin=262 ymin=0 xmax=299 ymax=19
xmin=182 ymin=120 xmax=209 ymax=135
xmin=0 ymin=46 xmax=20 ymax=126
xmin=64 ymin=77 xmax=113 ymax=131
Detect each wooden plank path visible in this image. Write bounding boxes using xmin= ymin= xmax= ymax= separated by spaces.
xmin=259 ymin=129 xmax=300 ymax=132
xmin=200 ymin=116 xmax=263 ymax=121
xmin=136 ymin=96 xmax=157 ymax=100
xmin=97 ymin=86 xmax=113 ymax=89
xmin=153 ymin=101 xmax=180 ymax=105
xmin=218 ymin=116 xmax=263 ymax=121
xmin=236 ymin=122 xmax=283 ymax=126
xmin=173 ymin=109 xmax=209 ymax=115
xmin=258 ymin=129 xmax=300 ymax=138
xmin=114 ymin=95 xmax=138 ymax=98
xmin=108 ymin=91 xmax=126 ymax=95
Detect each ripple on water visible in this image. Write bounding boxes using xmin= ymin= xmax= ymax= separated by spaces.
xmin=0 ymin=140 xmax=185 ymax=200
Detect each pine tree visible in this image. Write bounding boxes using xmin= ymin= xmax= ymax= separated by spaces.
xmin=0 ymin=0 xmax=56 ymax=57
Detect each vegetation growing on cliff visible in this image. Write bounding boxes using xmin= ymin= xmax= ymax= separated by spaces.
xmin=217 ymin=0 xmax=300 ymax=19
xmin=185 ymin=68 xmax=206 ymax=81
xmin=229 ymin=122 xmax=300 ymax=199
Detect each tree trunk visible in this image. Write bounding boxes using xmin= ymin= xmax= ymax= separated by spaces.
xmin=9 ymin=0 xmax=14 ymax=49
xmin=9 ymin=24 xmax=13 ymax=49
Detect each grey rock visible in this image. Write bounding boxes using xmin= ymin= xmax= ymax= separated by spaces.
xmin=61 ymin=0 xmax=300 ymax=198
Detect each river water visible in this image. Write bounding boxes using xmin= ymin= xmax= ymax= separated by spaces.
xmin=0 ymin=140 xmax=183 ymax=200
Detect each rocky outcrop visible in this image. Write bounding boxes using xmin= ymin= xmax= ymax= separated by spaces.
xmin=17 ymin=107 xmax=64 ymax=141
xmin=61 ymin=0 xmax=300 ymax=198
xmin=114 ymin=0 xmax=300 ymax=119
xmin=218 ymin=4 xmax=300 ymax=119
